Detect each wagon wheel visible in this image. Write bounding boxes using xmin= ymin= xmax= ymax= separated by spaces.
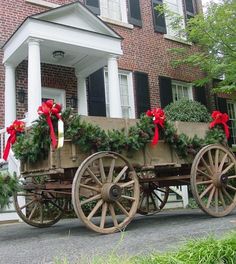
xmin=14 ymin=176 xmax=65 ymax=228
xmin=138 ymin=170 xmax=169 ymax=215
xmin=191 ymin=144 xmax=236 ymax=217
xmin=72 ymin=151 xmax=140 ymax=234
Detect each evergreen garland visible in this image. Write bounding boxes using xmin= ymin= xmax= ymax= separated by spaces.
xmin=12 ymin=108 xmax=226 ymax=163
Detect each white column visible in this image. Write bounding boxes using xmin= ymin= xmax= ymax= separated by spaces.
xmin=4 ymin=63 xmax=16 ymax=128
xmin=28 ymin=38 xmax=42 ymax=124
xmin=76 ymin=73 xmax=88 ymax=116
xmin=107 ymin=56 xmax=122 ymax=118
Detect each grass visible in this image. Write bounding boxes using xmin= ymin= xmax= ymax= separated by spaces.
xmin=54 ymin=232 xmax=236 ymax=264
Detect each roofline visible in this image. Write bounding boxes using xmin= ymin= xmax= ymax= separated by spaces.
xmin=31 ymin=1 xmax=123 ymax=39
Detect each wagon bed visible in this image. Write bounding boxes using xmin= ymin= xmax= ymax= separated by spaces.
xmin=14 ymin=117 xmax=236 ymax=233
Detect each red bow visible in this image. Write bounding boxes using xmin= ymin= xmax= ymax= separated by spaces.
xmin=209 ymin=110 xmax=230 ymax=139
xmin=146 ymin=108 xmax=166 ymax=145
xmin=3 ymin=120 xmax=25 ymax=160
xmin=37 ymin=100 xmax=62 ymax=149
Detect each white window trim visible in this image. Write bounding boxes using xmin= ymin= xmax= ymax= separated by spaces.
xmin=25 ymin=0 xmax=60 ymax=8
xmin=172 ymin=80 xmax=193 ymax=101
xmin=100 ymin=0 xmax=128 ymax=24
xmin=163 ymin=0 xmax=188 ymax=43
xmin=42 ymin=87 xmax=66 ymax=109
xmin=104 ymin=69 xmax=135 ymax=119
xmin=227 ymin=100 xmax=236 ymax=146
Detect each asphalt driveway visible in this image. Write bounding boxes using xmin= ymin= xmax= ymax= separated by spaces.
xmin=0 ymin=208 xmax=236 ymax=264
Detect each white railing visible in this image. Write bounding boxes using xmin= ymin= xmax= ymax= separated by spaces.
xmin=170 ymin=186 xmax=189 ymax=208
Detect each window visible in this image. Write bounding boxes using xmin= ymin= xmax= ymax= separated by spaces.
xmin=163 ymin=0 xmax=185 ymax=38
xmin=42 ymin=87 xmax=66 ymax=109
xmin=104 ymin=70 xmax=135 ymax=118
xmin=172 ymin=81 xmax=193 ymax=102
xmin=100 ymin=0 xmax=128 ymax=23
xmin=227 ymin=101 xmax=236 ymax=145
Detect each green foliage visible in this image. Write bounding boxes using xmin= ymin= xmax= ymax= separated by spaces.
xmin=54 ymin=232 xmax=236 ymax=264
xmin=13 ymin=115 xmax=51 ymax=163
xmin=167 ymin=0 xmax=236 ymax=93
xmin=164 ymin=99 xmax=211 ymax=122
xmin=0 ymin=172 xmax=20 ymax=209
xmin=13 ymin=107 xmax=225 ymax=163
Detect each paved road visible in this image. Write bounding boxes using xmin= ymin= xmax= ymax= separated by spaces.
xmin=0 ymin=209 xmax=236 ymax=264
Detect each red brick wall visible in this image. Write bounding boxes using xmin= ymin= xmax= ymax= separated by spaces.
xmin=0 ymin=0 xmax=208 ymax=128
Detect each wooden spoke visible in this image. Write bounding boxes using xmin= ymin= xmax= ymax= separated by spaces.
xmin=114 ymin=166 xmax=128 ymax=183
xmin=226 ymin=184 xmax=236 ymax=192
xmin=100 ymin=202 xmax=108 ymax=229
xmin=208 ymin=150 xmax=214 ymax=173
xmin=86 ymin=167 xmax=102 ymax=186
xmin=28 ymin=203 xmax=38 ymax=220
xmin=228 ymin=175 xmax=236 ymax=179
xmin=153 ymin=191 xmax=164 ymax=204
xmin=19 ymin=199 xmax=35 ymax=210
xmin=81 ymin=194 xmax=102 ymax=206
xmin=196 ymin=180 xmax=213 ymax=185
xmin=79 ymin=183 xmax=100 ymax=192
xmin=120 ymin=180 xmax=135 ymax=188
xmin=150 ymin=193 xmax=158 ymax=211
xmin=146 ymin=194 xmax=150 ymax=212
xmin=201 ymin=157 xmax=213 ymax=176
xmin=206 ymin=187 xmax=215 ymax=208
xmin=218 ymin=153 xmax=228 ymax=173
xmin=221 ymin=162 xmax=235 ymax=175
xmin=39 ymin=204 xmax=43 ymax=224
xmin=109 ymin=204 xmax=118 ymax=227
xmin=99 ymin=158 xmax=106 ymax=183
xmin=87 ymin=199 xmax=103 ymax=221
xmin=219 ymin=189 xmax=226 ymax=209
xmin=222 ymin=187 xmax=233 ymax=202
xmin=199 ymin=183 xmax=213 ymax=199
xmin=107 ymin=158 xmax=116 ymax=183
xmin=115 ymin=201 xmax=129 ymax=217
xmin=215 ymin=188 xmax=218 ymax=213
xmin=121 ymin=195 xmax=136 ymax=201
xmin=197 ymin=169 xmax=212 ymax=179
xmin=48 ymin=200 xmax=65 ymax=212
xmin=215 ymin=149 xmax=219 ymax=171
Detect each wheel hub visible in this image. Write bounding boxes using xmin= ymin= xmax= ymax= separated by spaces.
xmin=101 ymin=183 xmax=122 ymax=202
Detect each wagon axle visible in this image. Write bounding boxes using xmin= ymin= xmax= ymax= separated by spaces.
xmin=101 ymin=183 xmax=122 ymax=202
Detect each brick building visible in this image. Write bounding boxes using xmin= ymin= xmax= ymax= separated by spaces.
xmin=0 ymin=0 xmax=210 ymax=128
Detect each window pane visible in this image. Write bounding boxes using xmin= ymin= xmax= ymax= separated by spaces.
xmin=101 ymin=0 xmax=121 ymax=21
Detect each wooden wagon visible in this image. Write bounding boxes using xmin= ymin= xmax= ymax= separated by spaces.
xmin=14 ymin=117 xmax=236 ymax=234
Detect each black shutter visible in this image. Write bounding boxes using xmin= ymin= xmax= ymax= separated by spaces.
xmin=159 ymin=76 xmax=172 ymax=108
xmin=85 ymin=0 xmax=100 ymax=15
xmin=195 ymin=86 xmax=207 ymax=107
xmin=184 ymin=0 xmax=195 ymax=19
xmin=87 ymin=69 xmax=106 ymax=117
xmin=152 ymin=0 xmax=167 ymax=34
xmin=128 ymin=0 xmax=142 ymax=27
xmin=134 ymin=72 xmax=150 ymax=117
xmin=216 ymin=97 xmax=233 ymax=146
xmin=217 ymin=97 xmax=228 ymax=114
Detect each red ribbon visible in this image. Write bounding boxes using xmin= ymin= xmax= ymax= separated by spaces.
xmin=3 ymin=120 xmax=25 ymax=161
xmin=209 ymin=110 xmax=230 ymax=139
xmin=146 ymin=108 xmax=166 ymax=145
xmin=37 ymin=100 xmax=62 ymax=149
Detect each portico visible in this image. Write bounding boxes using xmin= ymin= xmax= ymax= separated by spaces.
xmin=2 ymin=2 xmax=123 ymax=127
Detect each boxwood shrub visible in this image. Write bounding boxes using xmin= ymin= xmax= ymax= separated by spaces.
xmin=164 ymin=99 xmax=211 ymax=123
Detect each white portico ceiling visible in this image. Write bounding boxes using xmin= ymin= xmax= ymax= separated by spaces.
xmin=2 ymin=1 xmax=123 ymax=76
